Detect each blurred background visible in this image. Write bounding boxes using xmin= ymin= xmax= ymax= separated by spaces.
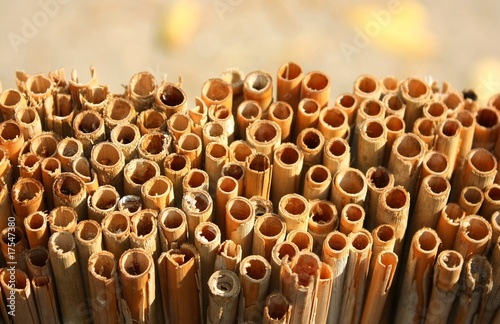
xmin=0 ymin=0 xmax=499 ymax=105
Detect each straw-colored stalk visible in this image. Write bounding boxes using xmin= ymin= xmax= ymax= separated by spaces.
xmin=90 ymin=142 xmax=125 ymax=194
xmin=110 ymin=124 xmax=141 ymax=163
xmin=11 ymin=177 xmax=45 ymax=222
xmin=71 ymin=156 xmax=99 ymax=195
xmin=1 ymin=226 xmax=28 ymax=268
xmin=101 ymin=211 xmax=131 ymax=262
xmin=47 ymin=206 xmax=78 ymax=234
xmin=296 ymin=128 xmax=325 ymax=174
xmin=252 ymin=213 xmax=286 ymax=261
xmin=18 ymin=152 xmax=42 ymax=183
xmin=269 ymin=241 xmax=299 ymax=292
xmin=205 ymin=142 xmax=230 ymax=194
xmin=276 ymin=62 xmax=303 ymax=111
xmin=330 ymin=167 xmax=367 ymax=216
xmin=375 ymin=186 xmax=410 ymax=256
xmin=339 ymin=203 xmax=365 ymax=235
xmin=356 ymin=118 xmax=387 ymax=174
xmin=238 ymin=255 xmax=272 ymax=323
xmin=119 ymin=248 xmax=156 ymax=323
xmin=69 ymin=66 xmax=98 ymax=109
xmin=215 ymin=176 xmax=238 ymax=240
xmin=103 ymin=97 xmax=137 ymax=136
xmin=395 ymin=228 xmax=441 ymax=323
xmin=379 ymin=76 xmax=399 ymax=97
xmin=480 ymin=184 xmax=500 ymax=221
xmin=220 ymin=68 xmax=244 ymax=113
xmin=0 ymin=120 xmax=24 ymax=168
xmin=455 ymin=109 xmax=475 ymax=170
xmin=365 ymin=167 xmax=394 ymax=231
xmin=207 ymin=270 xmax=241 ymax=324
xmin=48 ymin=231 xmax=89 ymax=323
xmin=225 ymin=196 xmax=255 ymax=258
xmin=268 ymin=101 xmax=294 ymax=142
xmin=383 ymin=115 xmax=405 ymax=165
xmin=295 ymin=98 xmax=321 ymax=140
xmin=163 ymin=153 xmax=191 ymax=206
xmin=423 ymin=101 xmax=447 ymax=123
xmin=202 ymin=120 xmax=227 ymax=147
xmin=43 ymin=93 xmax=75 ymax=138
xmin=318 ymin=106 xmax=350 ymax=141
xmin=301 ymin=71 xmax=331 ymax=108
xmin=478 ymin=239 xmax=500 ymax=323
xmin=286 ymin=229 xmax=314 ymax=252
xmin=0 ymin=268 xmax=40 ymax=324
xmin=207 ymin=104 xmax=235 ymax=143
xmin=189 ymin=97 xmax=208 ymax=138
xmin=353 ymin=74 xmax=381 ymax=103
xmin=458 ymin=148 xmax=497 ymax=196
xmin=334 ymin=93 xmax=358 ymax=127
xmin=221 ymin=162 xmax=245 ymax=196
xmin=87 ymin=185 xmax=119 ymax=223
xmin=436 ymin=203 xmax=466 ymax=251
xmin=458 ymin=186 xmax=484 ymax=216
xmin=215 ymin=239 xmax=242 ymax=272
xmin=399 ymin=77 xmax=431 ymax=132
xmin=72 ymin=110 xmax=106 ymax=156
xmin=354 ymin=99 xmax=385 ymax=142
xmin=453 ymin=215 xmax=492 ymax=260
xmin=236 ymin=100 xmax=262 ymax=140
xmin=278 ymin=193 xmax=310 ymax=234
xmin=123 ymin=158 xmax=160 ymax=197
xmin=0 ymin=146 xmax=13 ymax=189
xmin=308 ymin=200 xmax=338 ymax=256
xmin=182 ymin=168 xmax=209 ymax=194
xmin=182 ymin=189 xmax=213 ymax=243
xmin=155 ymin=81 xmax=187 ymax=118
xmin=473 ymin=107 xmax=499 ymax=150
xmin=322 ymin=137 xmax=350 ymax=179
xmin=56 ymin=137 xmax=83 ymax=172
xmin=368 ymin=224 xmax=396 ymax=285
xmin=136 ymin=109 xmax=167 ymax=135
xmin=250 ymin=196 xmax=274 ymax=216
xmin=244 ymin=71 xmax=273 ymax=117
xmin=0 ymin=180 xmax=10 ymax=234
xmin=424 ymin=250 xmax=463 ymax=324
xmin=127 ymin=71 xmax=157 ymax=112
xmin=420 ymin=150 xmax=450 ymax=182
xmin=434 ymin=118 xmax=462 ymax=178
xmin=245 ymin=153 xmax=273 ymax=200
xmin=271 ymin=143 xmax=303 ymax=207
xmin=202 ymin=78 xmax=233 ymax=113
xmin=79 ymin=84 xmax=111 ymax=114
xmin=262 ymin=291 xmax=291 ymax=324
xmin=491 ymin=212 xmax=500 ymax=247
xmin=137 ymin=132 xmax=171 ymax=173
xmin=141 ymin=175 xmax=174 ymax=211
xmin=23 ymin=211 xmax=49 ymax=248
xmin=303 ymin=165 xmax=332 ymax=201
xmin=52 ymin=172 xmax=87 ymax=220
xmin=15 ymin=106 xmax=42 ymax=140
xmin=177 ymin=133 xmax=203 ymax=169
xmin=116 ymin=195 xmax=142 ymax=216
xmin=157 ymin=207 xmax=188 ymax=251
xmin=0 ymin=88 xmax=27 ymax=121
xmin=246 ymin=120 xmax=281 ymax=162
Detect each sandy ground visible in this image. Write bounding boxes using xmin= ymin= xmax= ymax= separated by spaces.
xmin=0 ymin=0 xmax=499 ymax=105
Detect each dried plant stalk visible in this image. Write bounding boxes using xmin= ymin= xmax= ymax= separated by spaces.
xmin=322 ymin=137 xmax=350 ymax=178
xmin=436 ymin=203 xmax=465 ymax=251
xmin=252 ymin=213 xmax=286 ymax=261
xmin=0 ymin=268 xmax=40 ymax=324
xmin=268 ymin=101 xmax=294 ymax=142
xmin=48 ymin=206 xmax=78 ymax=234
xmin=330 ymin=167 xmax=367 ymax=216
xmin=164 ymin=153 xmax=191 ymax=206
xmin=215 ymin=239 xmax=242 ymax=273
xmin=308 ymin=200 xmax=338 ymax=255
xmin=339 ymin=203 xmax=365 ymax=235
xmin=246 ymin=120 xmax=281 ymax=162
xmin=23 ymin=211 xmax=49 ymax=248
xmin=155 ymin=81 xmax=187 ymax=118
xmin=453 ymin=215 xmax=492 ymax=260
xmin=271 ymin=143 xmax=303 ymax=207
xmin=52 ymin=172 xmax=87 ymax=220
xmin=245 ymin=152 xmax=272 ymax=200
xmin=101 ymin=211 xmax=131 ymax=262
xmin=110 ymin=124 xmax=141 ymax=163
xmin=182 ymin=189 xmax=213 ymax=243
xmin=158 ymin=207 xmax=188 ymax=251
xmin=356 ymin=118 xmax=387 ymax=174
xmin=301 ymin=71 xmax=330 ymax=108
xmin=127 ymin=71 xmax=157 ymax=112
xmin=262 ymin=292 xmax=291 ymax=324
xmin=365 ymin=166 xmax=394 ymax=231
xmin=207 ymin=270 xmax=241 ymax=324
xmin=276 ymin=62 xmax=303 ymax=111
xmin=123 ymin=158 xmax=160 ymax=197
xmin=244 ymin=71 xmax=273 ymax=117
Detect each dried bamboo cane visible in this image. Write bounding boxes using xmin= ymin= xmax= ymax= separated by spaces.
xmin=318 ymin=106 xmax=350 ymax=141
xmin=164 ymin=153 xmax=191 ymax=206
xmin=31 ymin=275 xmax=60 ymax=324
xmin=207 ymin=104 xmax=235 ymax=143
xmin=52 ymin=172 xmax=87 ymax=220
xmin=87 ymin=185 xmax=119 ymax=223
xmin=72 ymin=110 xmax=106 ymax=156
xmin=448 ymin=255 xmax=493 ymax=324
xmin=303 ymin=165 xmax=332 ymax=201
xmin=354 ymin=99 xmax=385 ymax=143
xmin=202 ymin=78 xmax=233 ymax=113
xmin=455 ymin=109 xmax=475 ymax=170
xmin=368 ymin=224 xmax=396 ymax=283
xmin=0 ymin=268 xmax=40 ymax=324
xmin=110 ymin=124 xmax=141 ymax=163
xmin=48 ymin=231 xmax=90 ymax=323
xmin=137 ymin=132 xmax=171 ymax=174
xmin=281 ymin=251 xmax=321 ymax=324
xmin=420 ymin=150 xmax=450 ymax=182
xmin=339 ymin=203 xmax=365 ymax=235
xmin=244 ymin=71 xmax=273 ymax=117
xmin=167 ymin=112 xmax=191 ymax=142
xmin=29 ymin=132 xmax=60 ymax=159
xmin=356 ymin=118 xmax=387 ymax=174
xmin=23 ymin=212 xmax=49 ymax=248
xmin=315 ymin=262 xmax=333 ymax=324
xmin=189 ymin=97 xmax=208 ymax=138
xmin=271 ymin=143 xmax=303 ymax=207
xmin=194 ymin=221 xmax=221 ymax=320
xmin=103 ymin=97 xmax=137 ymax=136
xmin=330 ymin=167 xmax=367 ymax=215
xmin=25 ymin=247 xmax=51 ymax=279
xmin=409 ymin=175 xmax=450 ymax=238
xmin=399 ymin=77 xmax=432 ymax=132
xmin=296 ymin=128 xmax=325 ymax=175
xmin=236 ymin=100 xmax=262 ymax=140
xmin=423 ymin=101 xmax=448 ymax=123
xmin=334 ymin=93 xmax=358 ymax=127
xmin=117 ymin=195 xmax=142 ymax=216
xmin=48 ymin=206 xmax=78 ymax=234
xmin=130 ymin=209 xmax=160 ymax=260
xmin=18 ymin=152 xmax=42 ymax=183
xmin=245 ymin=152 xmax=272 ymax=200
xmin=268 ymin=101 xmax=293 ymax=142
xmin=246 ymin=120 xmax=281 ymax=162
xmin=480 ymin=184 xmax=500 ymax=221
xmin=414 ymin=118 xmax=438 ymax=146
xmin=453 ymin=215 xmax=492 ymax=260
xmin=270 ymin=241 xmax=299 ymax=292
xmin=295 ymin=98 xmax=320 ymax=140
xmin=207 ymin=269 xmax=241 ymax=324
xmin=15 ymin=106 xmax=42 ymax=140
xmin=101 ymin=211 xmax=131 ymax=262
xmin=182 ymin=168 xmax=209 ymax=194
xmin=301 ymin=71 xmax=331 ymax=108
xmin=44 ymin=93 xmax=74 ymax=138
xmin=252 ymin=213 xmax=286 ymax=261
xmin=286 ymin=229 xmax=313 ymax=252
xmin=380 ymin=76 xmax=399 ymax=97
xmin=436 ymin=203 xmax=466 ymax=251
xmin=11 ymin=177 xmax=45 ymax=223
xmin=250 ymin=196 xmax=274 ymax=216
xmin=123 ymin=158 xmax=160 ymax=196
xmin=119 ymin=248 xmax=155 ymax=323
xmin=155 ymin=81 xmax=188 ymax=118
xmin=177 ymin=133 xmax=203 ymax=169
xmin=262 ymin=291 xmax=291 ymax=324
xmin=308 ymin=200 xmax=338 ymax=256
xmin=434 ymin=118 xmax=462 ymax=178
xmin=395 ymin=228 xmax=441 ymax=323
xmin=141 ymin=176 xmax=174 ymax=211
xmin=222 ymin=162 xmax=245 ymax=196
xmin=215 ymin=239 xmax=242 ymax=272
xmin=56 ymin=137 xmax=83 ymax=172
xmin=322 ymin=137 xmax=350 ymax=178
xmin=225 ymin=196 xmax=255 ymax=258
xmin=80 ymin=84 xmax=111 ymax=114
xmin=361 ymin=251 xmax=398 ymax=324
xmin=127 ymin=71 xmax=157 ymax=112
xmin=71 ymin=156 xmax=99 ymax=195
xmin=456 ymin=148 xmax=497 ymax=199
xmin=387 ymin=133 xmax=426 ymax=200
xmin=136 ymin=109 xmax=167 ymax=135
xmin=458 ymin=186 xmax=484 ymax=216
xmin=90 ymin=142 xmax=125 ymax=193
xmin=277 ymin=62 xmax=303 ymax=112
xmin=375 ymin=186 xmax=410 ymax=256
xmin=1 ymin=226 xmax=27 ymax=269
xmin=160 ymin=244 xmax=202 ymax=324
xmin=239 ymin=255 xmax=272 ymax=323
xmin=87 ymin=251 xmax=121 ymax=324
xmin=383 ymin=115 xmax=405 ymax=165
xmin=365 ymin=166 xmax=394 ymax=231
xmin=278 ymin=193 xmax=309 ymax=234
xmin=424 ymin=250 xmax=463 ymax=324
xmin=158 ymin=207 xmax=188 ymax=251
xmin=182 ymin=189 xmax=213 ymax=243
xmin=0 ymin=120 xmax=24 ymax=168
xmin=220 ymin=68 xmax=245 ymax=114
xmin=215 ymin=176 xmax=238 ymax=239
xmin=25 ymin=73 xmax=53 ymax=111
xmin=205 ymin=142 xmax=229 ymax=194
xmin=473 ymin=107 xmax=499 ymax=150
xmin=0 ymin=88 xmax=27 ymax=121
xmin=353 ymin=74 xmax=381 ymax=102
